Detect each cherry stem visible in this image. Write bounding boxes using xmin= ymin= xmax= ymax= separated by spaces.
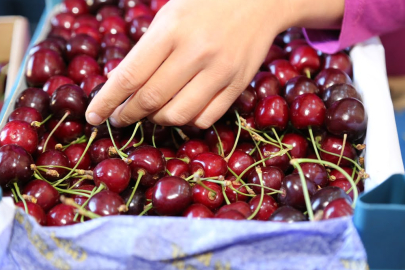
xmin=316 ymin=144 xmax=363 ymax=172
xmin=170 ymin=128 xmax=180 ymax=149
xmin=60 ymin=195 xmax=100 ymax=219
xmin=74 ymin=184 xmax=105 ymax=221
xmin=304 ymin=68 xmax=311 ymax=79
xmin=13 ymin=183 xmax=28 ymax=214
xmin=67 ymin=176 xmax=90 ymax=190
xmin=291 ymin=158 xmax=358 ymax=207
xmin=61 ymin=135 xmax=87 ymax=150
xmin=237 ymin=183 xmax=282 ymax=194
xmin=229 ymin=185 xmax=255 ymax=198
xmin=119 ymin=121 xmax=142 ymax=151
xmin=222 ymin=185 xmax=231 ymax=205
xmin=106 ymin=119 xmax=127 ymax=159
xmin=152 ymin=124 xmax=157 ymax=148
xmin=237 ymin=118 xmax=264 ymax=134
xmin=308 ymin=126 xmax=321 ymax=162
xmin=337 ymin=134 xmax=347 ymax=167
xmin=54 ymin=187 xmax=92 ymax=197
xmin=139 ymin=203 xmax=152 ymax=216
xmin=248 ymin=167 xmax=265 ymax=220
xmin=173 ymin=127 xmax=190 ymax=141
xmin=290 ymin=161 xmax=314 ymax=221
xmin=195 ymin=178 xmax=217 ymax=196
xmin=225 ymin=110 xmax=242 ymax=162
xmin=272 ymin=128 xmax=292 ymax=160
xmin=43 ymin=111 xmax=70 ymax=153
xmin=212 ymin=124 xmax=224 ymax=157
xmin=126 ymin=170 xmax=145 ymax=208
xmin=31 ymin=113 xmax=53 ymax=128
xmin=165 ymin=157 xmax=189 ymax=163
xmin=227 ymin=167 xmax=239 ymax=179
xmin=11 ymin=189 xmax=18 ymax=203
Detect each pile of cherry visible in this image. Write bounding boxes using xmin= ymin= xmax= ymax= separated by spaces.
xmin=0 ymin=0 xmax=368 ymax=226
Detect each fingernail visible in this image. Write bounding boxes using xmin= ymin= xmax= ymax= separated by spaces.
xmin=109 ymin=117 xmax=119 ymax=127
xmin=87 ymin=112 xmax=103 ymax=125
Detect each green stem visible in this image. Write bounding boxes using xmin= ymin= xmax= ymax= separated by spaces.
xmin=119 ymin=121 xmax=141 ymax=151
xmin=152 ymin=124 xmax=157 ymax=148
xmin=62 ymin=135 xmax=87 ymax=150
xmin=238 ymin=183 xmax=282 ymax=194
xmin=43 ymin=111 xmax=70 ymax=153
xmin=32 ymin=113 xmax=53 ymax=128
xmin=308 ymin=126 xmax=321 ymax=161
xmin=126 ymin=170 xmax=145 ymax=208
xmin=317 ymin=145 xmax=363 ymax=171
xmin=248 ymin=168 xmax=265 ymax=220
xmin=74 ymin=184 xmax=105 ymax=221
xmin=222 ymin=185 xmax=230 ymax=205
xmin=212 ymin=124 xmax=224 ymax=157
xmin=272 ymin=128 xmax=292 ymax=160
xmin=13 ymin=183 xmax=28 ymax=214
xmin=291 ymin=161 xmax=314 ymax=221
xmin=196 ymin=180 xmax=217 ymax=196
xmin=11 ymin=189 xmax=18 ymax=203
xmin=225 ymin=110 xmax=241 ymax=161
xmin=139 ymin=203 xmax=152 ymax=216
xmin=106 ymin=119 xmax=127 ymax=159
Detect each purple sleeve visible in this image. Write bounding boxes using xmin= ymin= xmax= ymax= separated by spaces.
xmin=303 ymin=0 xmax=405 ymax=54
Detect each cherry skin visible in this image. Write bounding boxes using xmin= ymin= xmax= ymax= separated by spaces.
xmin=177 ymin=139 xmax=210 ymax=161
xmin=235 ymin=115 xmax=256 ymax=141
xmin=36 ymin=150 xmax=71 ymax=181
xmin=204 ymin=124 xmax=235 ymax=156
xmin=128 ymin=15 xmax=153 ymax=42
xmin=215 ymin=210 xmax=246 ymax=220
xmin=314 ymin=68 xmax=352 ymax=94
xmin=329 ymin=167 xmax=358 ymax=182
xmin=284 ymin=39 xmax=308 ymax=56
xmin=290 ymin=93 xmax=326 ymax=129
xmin=281 ymin=133 xmax=308 ymax=159
xmin=61 ymin=0 xmax=89 ymax=16
xmin=256 ymin=144 xmax=290 ymax=172
xmin=87 ymin=190 xmax=126 ymax=217
xmin=293 ymin=162 xmax=328 ymax=187
xmin=51 ymin=13 xmax=76 ymax=30
xmin=319 ymin=135 xmax=357 ymax=166
xmin=159 ymin=147 xmax=176 ymax=158
xmin=119 ymin=0 xmax=145 ymax=10
xmin=73 ymin=14 xmax=99 ymax=29
xmin=127 ymin=145 xmax=166 ymax=187
xmin=142 ymin=121 xmax=172 ymax=147
xmin=103 ymin=58 xmax=122 ymax=76
xmin=43 ymin=75 xmax=75 ymax=96
xmin=247 ymin=166 xmax=284 ymax=194
xmin=227 ymin=150 xmax=255 ymax=176
xmin=71 ymin=184 xmax=95 ymax=206
xmin=64 ymin=143 xmax=92 ymax=170
xmin=254 ymin=95 xmax=289 ymax=131
xmin=99 ymin=16 xmax=126 ymax=36
xmin=29 ymin=37 xmax=67 ymax=56
xmin=85 ymin=121 xmax=122 ymax=141
xmin=311 ymin=186 xmax=352 ymax=212
xmin=101 ymin=33 xmax=132 ymax=54
xmin=0 ymin=145 xmax=34 ymax=188
xmin=120 ymin=186 xmax=145 ymax=215
xmin=25 ymin=49 xmax=66 ymax=87
xmin=235 ymin=142 xmax=255 ymax=155
xmin=268 ymin=206 xmax=306 ymax=222
xmin=36 ymin=133 xmax=59 ymax=157
xmin=329 ymin=179 xmax=360 ymax=201
xmin=68 ymin=55 xmax=101 ymax=84
xmin=289 ymin=45 xmax=321 ymax=76
xmin=268 ymin=59 xmax=300 ymax=87
xmin=96 ymin=5 xmax=123 ymax=21
xmin=284 ymin=75 xmax=320 ymax=105
xmin=230 ymin=85 xmax=257 ymax=116
xmin=101 ymin=46 xmax=127 ymax=64
xmin=216 ymin=201 xmax=252 ymax=218
xmin=50 ymin=84 xmax=88 ymax=119
xmin=252 ymin=72 xmax=281 ymax=99
xmin=150 ymin=0 xmax=169 ymax=13
xmin=152 ymin=176 xmax=192 ymax=216
xmin=249 ymin=194 xmax=278 ymax=221
xmin=190 ymin=152 xmax=228 ymax=178
xmin=47 ymin=118 xmax=84 ymax=144
xmin=93 ymin=158 xmax=131 ymax=193
xmin=72 ymin=25 xmax=102 ymax=44
xmin=46 ymin=204 xmax=77 ymax=226
xmin=322 ymin=198 xmax=354 ymax=220
xmin=166 ymin=158 xmax=190 ymax=178
xmin=15 ymin=87 xmax=50 ymax=118
xmin=16 ymin=202 xmax=47 ymax=225
xmin=277 ymin=174 xmax=317 ymax=210
xmin=262 ymin=45 xmax=286 ymax=67
xmin=48 ymin=27 xmax=71 ymax=41
xmin=183 ymin=204 xmax=214 ymax=219
xmin=80 ymin=75 xmax=107 ymax=96
xmin=66 ymin=34 xmax=100 ymax=60
xmin=87 ymin=0 xmax=119 ymax=13
xmin=192 ymin=181 xmax=224 ymax=211
xmin=224 ymin=177 xmax=249 ymax=203
xmin=89 ymin=138 xmax=116 ymax=165
xmin=322 ymin=52 xmax=352 ymax=78
xmin=0 ymin=120 xmax=38 ymax=154
xmin=125 ymin=4 xmax=154 ymax=23
xmin=8 ymin=107 xmax=42 ymax=125
xmin=23 ymin=180 xmax=59 ymax=212
xmin=322 ymin=83 xmax=361 ymax=108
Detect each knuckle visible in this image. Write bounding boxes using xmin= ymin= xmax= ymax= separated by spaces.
xmin=164 ymin=111 xmax=190 ymax=127
xmin=115 ymin=68 xmax=141 ymax=93
xmin=136 ymin=86 xmax=165 ymax=112
xmin=194 ymin=118 xmax=213 ymax=130
xmin=116 ymin=112 xmax=134 ymax=127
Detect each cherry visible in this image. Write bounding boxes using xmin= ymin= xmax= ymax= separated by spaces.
xmin=142 ymin=121 xmax=172 ymax=147
xmin=66 ymin=34 xmax=100 ymax=60
xmin=0 ymin=145 xmax=33 ymax=188
xmin=159 ymin=147 xmax=176 ymax=158
xmin=152 ymin=176 xmax=192 ymax=216
xmin=289 ymin=45 xmax=320 ymax=76
xmin=322 ymin=198 xmax=353 ymax=219
xmin=268 ymin=59 xmax=300 ymax=87
xmin=119 ymin=0 xmax=145 ymax=10
xmin=268 ymin=206 xmax=306 ymax=222
xmin=125 ymin=4 xmax=154 ymax=23
xmin=121 ymin=186 xmax=145 ymax=215
xmin=73 ymin=14 xmax=100 ymax=29
xmin=224 ymin=177 xmax=249 ymax=203
xmin=101 ymin=33 xmax=132 ymax=54
xmin=293 ymin=162 xmax=328 ymax=187
xmin=150 ymin=0 xmax=169 ymax=13
xmin=50 ymin=84 xmax=88 ymax=119
xmin=284 ymin=39 xmax=308 ymax=56
xmin=247 ymin=166 xmax=284 ymax=194
xmin=47 ymin=118 xmax=84 ymax=144
xmin=94 ymin=158 xmax=131 ymax=193
xmin=329 ymin=167 xmax=358 ymax=181
xmin=61 ymin=0 xmax=89 ymax=16
xmin=277 ymin=174 xmax=317 ymax=210
xmin=281 ymin=133 xmax=308 ymax=159
xmin=48 ymin=27 xmax=71 ymax=41
xmin=64 ymin=143 xmax=92 ymax=170
xmin=254 ymin=95 xmax=289 ymax=131
xmin=36 ymin=150 xmax=71 ymax=181
xmin=96 ymin=6 xmax=123 ymax=21
xmin=323 ymin=83 xmax=361 ymax=108
xmin=177 ymin=139 xmax=210 ymax=161
xmin=99 ymin=16 xmax=126 ymax=35
xmin=177 ymin=126 xmax=205 ymax=140
xmin=87 ymin=0 xmax=119 ymax=13
xmin=192 ymin=181 xmax=224 ymax=211
xmin=0 ymin=120 xmax=38 ymax=154
xmin=120 ymin=135 xmax=142 ymax=152
xmin=227 ymin=150 xmax=255 ymax=176
xmin=68 ymin=178 xmax=93 ymax=189
xmin=72 ymin=25 xmax=102 ymax=44
xmin=322 ymin=52 xmax=352 ymax=78
xmin=235 ymin=142 xmax=255 ymax=155
xmin=284 ymin=75 xmax=319 ymax=105
xmin=128 ymin=15 xmax=153 ymax=42
xmin=80 ymin=75 xmax=107 ymax=96
xmin=103 ymin=58 xmax=122 ymax=76
xmin=15 ymin=87 xmax=50 ymax=118
xmin=29 ymin=38 xmax=67 ymax=56
xmin=43 ymin=75 xmax=75 ymax=96
xmin=87 ymin=190 xmax=126 ymax=217
xmin=236 ymin=115 xmax=256 ymax=141
xmin=23 ymin=180 xmax=59 ymax=212
xmin=85 ymin=122 xmax=122 ymax=141
xmin=252 ymin=72 xmax=281 ymax=99
xmin=46 ymin=204 xmax=77 ymax=226
xmin=166 ymin=158 xmax=190 ymax=178
xmin=127 ymin=145 xmax=166 ymax=187
xmin=25 ymin=49 xmax=66 ymax=87
xmin=190 ymin=152 xmax=228 ymax=178
xmin=144 ymin=186 xmax=157 ymax=215
xmin=325 ymin=98 xmax=367 ymax=141
xmin=183 ymin=204 xmax=214 ymax=219
xmin=290 ymin=93 xmax=326 ymax=129
xmin=204 ymin=124 xmax=235 ymax=156
xmin=319 ymin=135 xmax=356 ymax=166
xmin=311 ymin=186 xmax=352 ymax=213
xmin=51 ymin=13 xmax=76 ymax=30
xmin=215 ymin=210 xmax=245 ymax=220
xmin=329 ymin=179 xmax=359 ymax=201
xmin=68 ymin=55 xmax=101 ymax=84
xmin=71 ymin=184 xmax=95 ymax=205
xmin=8 ymin=107 xmax=42 ymax=126
xmin=256 ymin=144 xmax=290 ymax=172
xmin=282 ymin=28 xmax=304 ymax=45
xmin=262 ymin=45 xmax=286 ymax=67
xmin=314 ymin=68 xmax=352 ymax=94
xmin=36 ymin=133 xmax=59 ymax=157
xmin=90 ymin=138 xmax=116 ymax=164
xmin=249 ymin=194 xmax=278 ymax=221
xmin=16 ymin=202 xmax=46 ymax=225
xmin=216 ymin=201 xmax=252 ymax=218
xmin=229 ymin=85 xmax=257 ymax=116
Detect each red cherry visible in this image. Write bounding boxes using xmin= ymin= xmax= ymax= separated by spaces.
xmin=101 ymin=33 xmax=132 ymax=54
xmin=99 ymin=16 xmax=126 ymax=35
xmin=51 ymin=13 xmax=75 ymax=30
xmin=229 ymin=85 xmax=257 ymax=116
xmin=125 ymin=4 xmax=154 ymax=23
xmin=90 ymin=138 xmax=115 ymax=164
xmin=290 ymin=93 xmax=326 ymax=129
xmin=80 ymin=75 xmax=107 ymax=96
xmin=128 ymin=15 xmax=153 ymax=42
xmin=150 ymin=0 xmax=169 ymax=13
xmin=289 ymin=45 xmax=320 ymax=76
xmin=278 ymin=174 xmax=317 ymax=210
xmin=73 ymin=14 xmax=99 ymax=29
xmin=159 ymin=147 xmax=176 ymax=158
xmin=46 ymin=204 xmax=77 ymax=226
xmin=23 ymin=180 xmax=59 ymax=212
xmin=224 ymin=177 xmax=249 ymax=203
xmin=293 ymin=162 xmax=328 ymax=187
xmin=329 ymin=167 xmax=358 ymax=181
xmin=284 ymin=39 xmax=308 ymax=56
xmin=254 ymin=95 xmax=289 ymax=131
xmin=120 ymin=186 xmax=145 ymax=215
xmin=29 ymin=38 xmax=67 ymax=56
xmin=15 ymin=88 xmax=50 ymax=118
xmin=282 ymin=28 xmax=304 ymax=45
xmin=8 ymin=107 xmax=42 ymax=126
xmin=215 ymin=210 xmax=246 ymax=220
xmin=93 ymin=158 xmax=131 ymax=193
xmin=329 ymin=179 xmax=359 ymax=201
xmin=204 ymin=124 xmax=235 ymax=156
xmin=16 ymin=202 xmax=46 ymax=225
xmin=61 ymin=0 xmax=89 ymax=16
xmin=268 ymin=59 xmax=299 ymax=87
xmin=47 ymin=118 xmax=84 ymax=144
xmin=36 ymin=150 xmax=71 ymax=181
xmin=247 ymin=166 xmax=284 ymax=194
xmin=68 ymin=55 xmax=101 ymax=84
xmin=87 ymin=190 xmax=126 ymax=216
xmin=177 ymin=139 xmax=210 ymax=161
xmin=166 ymin=158 xmax=190 ymax=178
xmin=322 ymin=52 xmax=352 ymax=78
xmin=235 ymin=142 xmax=255 ymax=155
xmin=119 ymin=0 xmax=145 ymax=10
xmin=0 ymin=120 xmax=38 ymax=154
xmin=262 ymin=45 xmax=286 ymax=67
xmin=252 ymin=72 xmax=281 ymax=99
xmin=43 ymin=75 xmax=75 ymax=96
xmin=87 ymin=0 xmax=119 ymax=13
xmin=281 ymin=133 xmax=308 ymax=159
xmin=103 ymin=58 xmax=123 ymax=76
xmin=310 ymin=186 xmax=352 ymax=212
xmin=66 ymin=34 xmax=100 ymax=60
xmin=268 ymin=206 xmax=306 ymax=222
xmin=183 ymin=204 xmax=214 ymax=219
xmin=36 ymin=133 xmax=59 ymax=157
xmin=190 ymin=152 xmax=228 ymax=178
xmin=322 ymin=83 xmax=361 ymax=108
xmin=71 ymin=184 xmax=95 ymax=205
xmin=50 ymin=84 xmax=88 ymax=119
xmin=0 ymin=145 xmax=34 ymax=188
xmin=256 ymin=144 xmax=290 ymax=172
xmin=314 ymin=68 xmax=352 ymax=94
xmin=319 ymin=135 xmax=356 ymax=166
xmin=249 ymin=194 xmax=278 ymax=221
xmin=192 ymin=181 xmax=224 ymax=211
xmin=283 ymin=75 xmax=319 ymax=105
xmin=64 ymin=143 xmax=92 ymax=170
xmin=235 ymin=115 xmax=256 ymax=141
xmin=96 ymin=5 xmax=123 ymax=21
xmin=48 ymin=27 xmax=71 ymax=41
xmin=216 ymin=201 xmax=252 ymax=218
xmin=227 ymin=150 xmax=255 ymax=176
xmin=72 ymin=25 xmax=102 ymax=44
xmin=322 ymin=198 xmax=353 ymax=219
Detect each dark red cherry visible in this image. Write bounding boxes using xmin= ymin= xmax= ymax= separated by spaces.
xmin=101 ymin=33 xmax=132 ymax=54
xmin=120 ymin=135 xmax=142 ymax=152
xmin=268 ymin=206 xmax=306 ymax=222
xmin=152 ymin=176 xmax=192 ymax=216
xmin=314 ymin=68 xmax=352 ymax=94
xmin=190 ymin=152 xmax=228 ymax=178
xmin=61 ymin=0 xmax=89 ymax=16
xmin=96 ymin=5 xmax=123 ymax=21
xmin=48 ymin=27 xmax=71 ymax=41
xmin=85 ymin=121 xmax=122 ymax=141
xmin=68 ymin=55 xmax=101 ymax=84
xmin=166 ymin=159 xmax=190 ymax=179
xmin=322 ymin=83 xmax=361 ymax=108
xmin=229 ymin=85 xmax=257 ymax=116
xmin=325 ymin=98 xmax=367 ymax=141
xmin=8 ymin=107 xmax=42 ymax=125
xmin=252 ymin=72 xmax=281 ymax=99
xmin=51 ymin=13 xmax=76 ymax=30
xmin=159 ymin=147 xmax=176 ymax=158
xmin=87 ymin=0 xmax=119 ymax=13
xmin=0 ymin=120 xmax=38 ymax=154
xmin=103 ymin=58 xmax=122 ymax=76
xmin=124 ymin=4 xmax=154 ymax=23
xmin=216 ymin=201 xmax=252 ymax=218
xmin=119 ymin=0 xmax=144 ymax=10
xmin=249 ymin=194 xmax=278 ymax=221
xmin=262 ymin=45 xmax=286 ymax=67
xmin=290 ymin=93 xmax=326 ymax=129
xmin=72 ymin=25 xmax=102 ymax=44
xmin=25 ymin=49 xmax=66 ymax=87
xmin=227 ymin=150 xmax=255 ymax=176
xmin=256 ymin=144 xmax=290 ymax=172
xmin=247 ymin=166 xmax=284 ymax=194
xmin=329 ymin=167 xmax=358 ymax=181
xmin=150 ymin=0 xmax=169 ymax=13
xmin=66 ymin=34 xmax=100 ymax=60
xmin=278 ymin=174 xmax=317 ymax=210
xmin=224 ymin=177 xmax=249 ymax=203
xmin=73 ymin=14 xmax=99 ymax=29
xmin=320 ymin=135 xmax=357 ymax=166
xmin=293 ymin=162 xmax=328 ymax=187
xmin=214 ymin=210 xmax=245 ymax=220
xmin=284 ymin=75 xmax=319 ymax=105
xmin=64 ymin=143 xmax=92 ymax=170
xmin=87 ymin=190 xmax=126 ymax=216
xmin=183 ymin=204 xmax=214 ymax=219
xmin=29 ymin=37 xmax=67 ymax=56
xmin=93 ymin=158 xmax=130 ymax=193
xmin=23 ymin=180 xmax=59 ymax=212
xmin=177 ymin=126 xmax=205 ymax=140
xmin=15 ymin=87 xmax=50 ymax=118
xmin=322 ymin=52 xmax=352 ymax=78
xmin=235 ymin=142 xmax=255 ymax=155
xmin=71 ymin=184 xmax=95 ymax=205
xmin=80 ymin=74 xmax=107 ymax=96
xmin=128 ymin=15 xmax=153 ymax=42
xmin=192 ymin=181 xmax=224 ymax=211
xmin=322 ymin=198 xmax=353 ymax=219
xmin=204 ymin=124 xmax=235 ymax=156
xmin=235 ymin=115 xmax=256 ymax=141
xmin=142 ymin=121 xmax=172 ymax=147
xmin=254 ymin=95 xmax=289 ymax=131
xmin=50 ymin=84 xmax=88 ymax=119
xmin=268 ymin=59 xmax=300 ymax=87
xmin=120 ymin=186 xmax=145 ymax=215
xmin=46 ymin=204 xmax=77 ymax=226
xmin=36 ymin=133 xmax=58 ymax=157
xmin=127 ymin=145 xmax=166 ymax=187
xmin=99 ymin=16 xmax=126 ymax=35
xmin=329 ymin=179 xmax=359 ymax=201
xmin=281 ymin=133 xmax=308 ymax=159
xmin=69 ymin=178 xmax=93 ymax=189
xmin=177 ymin=139 xmax=210 ymax=161
xmin=90 ymin=138 xmax=115 ymax=164
xmin=16 ymin=201 xmax=46 ymax=225
xmin=47 ymin=118 xmax=84 ymax=144
xmin=43 ymin=75 xmax=75 ymax=96
xmin=101 ymin=46 xmax=127 ymax=64
xmin=36 ymin=150 xmax=71 ymax=181
xmin=284 ymin=39 xmax=308 ymax=56
xmin=289 ymin=45 xmax=320 ymax=76
xmin=0 ymin=145 xmax=34 ymax=188
xmin=311 ymin=186 xmax=352 ymax=212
